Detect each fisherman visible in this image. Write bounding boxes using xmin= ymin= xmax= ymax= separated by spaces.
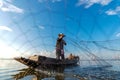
xmin=67 ymin=53 xmax=75 ymax=60
xmin=56 ymin=33 xmax=66 ymax=60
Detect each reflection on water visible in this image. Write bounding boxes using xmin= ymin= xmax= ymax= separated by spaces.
xmin=12 ymin=68 xmax=69 ymax=80
xmin=1 ymin=60 xmax=120 ymax=80
xmin=12 ymin=66 xmax=84 ymax=80
xmin=12 ymin=68 xmax=49 ymax=80
xmin=12 ymin=66 xmax=120 ymax=80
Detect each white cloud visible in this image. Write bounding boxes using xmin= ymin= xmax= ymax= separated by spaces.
xmin=38 ymin=25 xmax=45 ymax=29
xmin=5 ymin=0 xmax=13 ymax=3
xmin=38 ymin=0 xmax=61 ymax=3
xmin=76 ymin=0 xmax=112 ymax=8
xmin=0 ymin=0 xmax=23 ymax=13
xmin=116 ymin=33 xmax=120 ymax=37
xmin=0 ymin=26 xmax=12 ymax=32
xmin=106 ymin=6 xmax=120 ymax=15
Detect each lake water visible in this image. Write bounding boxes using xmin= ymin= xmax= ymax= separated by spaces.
xmin=0 ymin=60 xmax=120 ymax=80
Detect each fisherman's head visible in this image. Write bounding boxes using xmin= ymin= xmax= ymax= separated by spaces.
xmin=58 ymin=33 xmax=65 ymax=38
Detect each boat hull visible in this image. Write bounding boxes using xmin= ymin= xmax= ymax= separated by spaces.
xmin=14 ymin=55 xmax=79 ymax=69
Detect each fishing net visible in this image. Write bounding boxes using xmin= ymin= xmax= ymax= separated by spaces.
xmin=0 ymin=0 xmax=120 ymax=68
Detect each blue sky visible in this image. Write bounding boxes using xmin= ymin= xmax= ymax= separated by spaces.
xmin=0 ymin=0 xmax=120 ymax=58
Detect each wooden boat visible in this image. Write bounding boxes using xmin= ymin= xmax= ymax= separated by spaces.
xmin=14 ymin=55 xmax=79 ymax=70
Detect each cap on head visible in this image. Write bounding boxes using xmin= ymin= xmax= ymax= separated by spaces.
xmin=58 ymin=33 xmax=65 ymax=37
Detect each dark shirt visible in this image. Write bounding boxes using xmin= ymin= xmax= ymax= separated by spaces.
xmin=56 ymin=38 xmax=66 ymax=50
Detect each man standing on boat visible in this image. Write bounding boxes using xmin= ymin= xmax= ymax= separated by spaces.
xmin=56 ymin=33 xmax=66 ymax=60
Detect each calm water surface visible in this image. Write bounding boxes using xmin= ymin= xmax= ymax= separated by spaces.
xmin=0 ymin=60 xmax=120 ymax=80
